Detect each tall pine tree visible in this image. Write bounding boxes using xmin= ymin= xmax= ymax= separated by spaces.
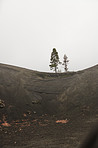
xmin=49 ymin=48 xmax=60 ymax=73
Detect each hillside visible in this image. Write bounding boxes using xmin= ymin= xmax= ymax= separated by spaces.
xmin=0 ymin=63 xmax=98 ymax=148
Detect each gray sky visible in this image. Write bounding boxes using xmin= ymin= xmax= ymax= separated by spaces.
xmin=0 ymin=0 xmax=98 ymax=72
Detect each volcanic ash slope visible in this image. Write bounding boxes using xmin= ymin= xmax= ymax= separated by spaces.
xmin=0 ymin=63 xmax=98 ymax=122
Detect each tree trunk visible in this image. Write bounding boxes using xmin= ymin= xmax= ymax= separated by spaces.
xmin=55 ymin=67 xmax=57 ymax=73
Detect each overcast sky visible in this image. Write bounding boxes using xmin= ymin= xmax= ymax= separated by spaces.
xmin=0 ymin=0 xmax=98 ymax=72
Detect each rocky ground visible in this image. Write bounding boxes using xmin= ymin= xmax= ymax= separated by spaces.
xmin=0 ymin=113 xmax=98 ymax=148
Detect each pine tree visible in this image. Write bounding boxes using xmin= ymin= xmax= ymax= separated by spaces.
xmin=49 ymin=48 xmax=60 ymax=73
xmin=63 ymin=54 xmax=69 ymax=72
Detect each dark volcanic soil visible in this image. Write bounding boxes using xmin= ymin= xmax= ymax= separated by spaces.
xmin=0 ymin=114 xmax=97 ymax=148
xmin=0 ymin=63 xmax=98 ymax=148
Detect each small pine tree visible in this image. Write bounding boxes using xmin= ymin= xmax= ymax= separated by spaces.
xmin=49 ymin=48 xmax=60 ymax=73
xmin=63 ymin=54 xmax=69 ymax=72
